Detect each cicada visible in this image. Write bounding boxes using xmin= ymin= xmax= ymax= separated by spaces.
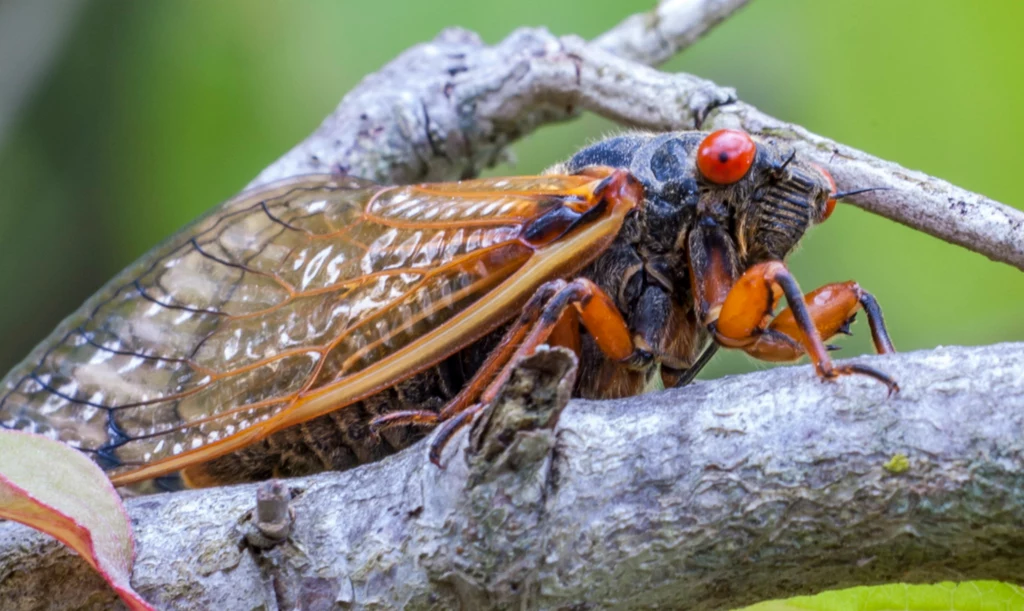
xmin=0 ymin=130 xmax=897 ymax=491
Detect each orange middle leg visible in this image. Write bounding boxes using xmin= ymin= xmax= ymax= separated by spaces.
xmin=369 ymin=282 xmax=565 ymax=434
xmin=372 ymin=277 xmax=638 ymax=465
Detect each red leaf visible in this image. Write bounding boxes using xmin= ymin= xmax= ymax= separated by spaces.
xmin=0 ymin=430 xmax=154 ymax=611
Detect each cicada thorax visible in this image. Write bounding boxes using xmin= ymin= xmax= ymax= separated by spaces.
xmin=559 ymin=130 xmax=841 ymax=395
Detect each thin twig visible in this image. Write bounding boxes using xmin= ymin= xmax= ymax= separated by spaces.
xmin=594 ymin=0 xmax=755 ymax=66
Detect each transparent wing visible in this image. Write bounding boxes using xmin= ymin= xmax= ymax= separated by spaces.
xmin=0 ymin=173 xmax=606 ymax=477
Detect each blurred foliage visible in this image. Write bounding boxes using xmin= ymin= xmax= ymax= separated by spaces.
xmin=738 ymin=581 xmax=1024 ymax=611
xmin=0 ymin=0 xmax=1022 ymax=381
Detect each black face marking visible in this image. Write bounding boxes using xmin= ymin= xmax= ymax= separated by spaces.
xmin=650 ymin=138 xmax=689 ymax=182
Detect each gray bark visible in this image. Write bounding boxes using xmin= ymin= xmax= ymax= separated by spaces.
xmin=2 ymin=1 xmax=1023 ymax=609
xmin=1 ymin=343 xmax=1022 ymax=610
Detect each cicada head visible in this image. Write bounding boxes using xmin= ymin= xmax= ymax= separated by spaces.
xmin=565 ymin=129 xmax=837 ymax=266
xmin=714 ymin=131 xmax=838 ymax=263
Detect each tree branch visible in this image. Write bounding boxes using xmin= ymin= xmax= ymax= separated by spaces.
xmin=252 ymin=0 xmax=1023 ymax=271
xmin=2 ymin=2 xmax=1022 ymax=609
xmin=2 ymin=344 xmax=1022 ymax=610
xmin=249 ymin=0 xmax=751 ymax=188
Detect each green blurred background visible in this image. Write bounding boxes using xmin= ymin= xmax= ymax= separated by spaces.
xmin=1 ymin=0 xmax=1022 ymax=381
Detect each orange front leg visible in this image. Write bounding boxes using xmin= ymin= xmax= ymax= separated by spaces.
xmin=746 ymin=281 xmax=895 ymax=362
xmin=714 ymin=261 xmax=898 ymax=393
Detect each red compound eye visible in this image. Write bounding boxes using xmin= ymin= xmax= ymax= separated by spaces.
xmin=696 ymin=129 xmax=756 ymax=185
xmin=813 ymin=164 xmax=838 ymax=221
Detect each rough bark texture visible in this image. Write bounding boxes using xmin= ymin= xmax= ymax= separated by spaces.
xmin=2 ymin=1 xmax=1022 ymax=609
xmin=1 ymin=344 xmax=1022 ymax=610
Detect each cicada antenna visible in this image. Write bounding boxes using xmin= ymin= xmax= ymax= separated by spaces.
xmin=773 ymin=150 xmax=797 ymax=174
xmin=832 ymin=186 xmax=892 ymax=199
